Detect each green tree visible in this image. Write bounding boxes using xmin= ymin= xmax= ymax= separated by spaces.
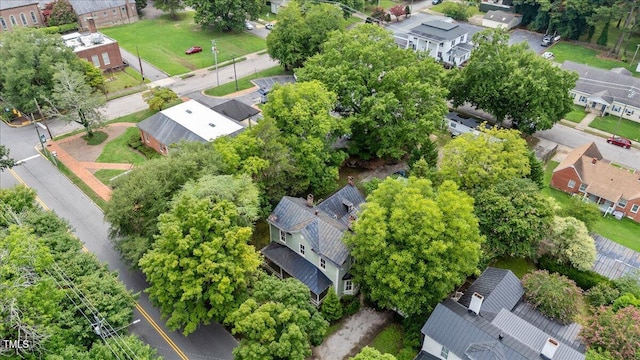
xmin=87 ymin=335 xmax=159 ymax=360
xmin=522 ymin=270 xmax=583 ymax=324
xmin=297 ymin=24 xmax=449 ymax=161
xmin=439 ymin=127 xmax=531 ymax=192
xmin=448 ymin=28 xmax=578 ymax=133
xmin=542 ymin=216 xmax=596 ymax=271
xmin=79 ymin=59 xmax=105 ymax=92
xmin=345 ymin=177 xmax=484 ymax=316
xmin=585 ymin=283 xmax=620 ymax=307
xmin=143 ymin=86 xmax=179 ymax=111
xmin=474 ymin=178 xmax=554 ymax=259
xmin=527 ymin=151 xmax=544 ymax=189
xmin=320 ymin=289 xmax=343 ymax=322
xmin=43 ymin=64 xmax=106 ymax=138
xmin=47 ymin=0 xmax=78 ymax=26
xmin=350 ymin=347 xmax=397 ymax=360
xmin=0 ymin=146 xmax=17 ymax=172
xmin=267 ymin=2 xmax=345 ymax=70
xmin=0 ymin=28 xmax=80 ymax=113
xmin=263 ymin=81 xmax=347 ymax=196
xmin=581 ymin=305 xmax=640 ymax=359
xmin=153 ymin=0 xmax=185 ymax=18
xmin=586 ymin=348 xmax=616 ymax=360
xmin=135 ymin=0 xmax=148 ymax=13
xmin=226 ymin=276 xmax=328 ymax=360
xmin=139 ymin=176 xmax=261 ymax=335
xmin=443 ymin=2 xmax=469 ymax=21
xmin=184 ymin=0 xmax=262 ymax=31
xmin=557 ymin=197 xmax=601 ymax=232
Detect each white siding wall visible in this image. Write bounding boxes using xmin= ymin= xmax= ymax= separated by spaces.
xmin=421 ymin=336 xmax=463 ymax=360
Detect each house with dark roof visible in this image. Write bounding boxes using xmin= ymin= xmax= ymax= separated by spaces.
xmin=211 ymin=99 xmax=260 ymax=127
xmin=416 ymin=267 xmax=586 ymax=360
xmin=561 ymin=61 xmax=640 ymax=123
xmin=482 ymin=10 xmax=522 ymax=30
xmin=406 ymin=20 xmax=474 ymax=66
xmin=550 ymin=142 xmax=640 ymax=222
xmin=137 ymin=99 xmax=245 ymax=155
xmin=262 ymin=179 xmax=366 ymax=305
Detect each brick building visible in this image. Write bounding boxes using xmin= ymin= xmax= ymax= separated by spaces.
xmin=71 ymin=0 xmax=138 ymax=31
xmin=0 ymin=1 xmax=44 ymax=32
xmin=62 ymin=26 xmax=124 ymax=72
xmin=550 ymin=142 xmax=640 ymax=223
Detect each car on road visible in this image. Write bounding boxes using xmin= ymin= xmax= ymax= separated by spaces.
xmin=607 ymin=135 xmax=632 ymax=149
xmin=185 ymin=46 xmax=202 ymax=55
xmin=245 ymin=21 xmax=254 ymax=30
xmin=432 ymin=0 xmax=443 ymax=4
xmin=265 ymin=23 xmax=274 ymax=30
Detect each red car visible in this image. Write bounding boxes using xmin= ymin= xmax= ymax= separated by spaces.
xmin=607 ymin=135 xmax=632 ymax=149
xmin=185 ymin=46 xmax=202 ymax=55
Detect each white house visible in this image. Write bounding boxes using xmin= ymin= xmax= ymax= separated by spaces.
xmin=482 ymin=10 xmax=522 ymax=30
xmin=406 ymin=20 xmax=474 ymax=66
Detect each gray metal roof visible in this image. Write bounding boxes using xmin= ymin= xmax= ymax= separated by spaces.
xmin=261 ymin=242 xmax=332 ymax=295
xmin=459 ymin=267 xmax=523 ymax=320
xmin=561 ymin=61 xmax=640 ymax=108
xmin=483 ymin=10 xmax=518 ymax=24
xmin=592 ymin=234 xmax=640 ymax=279
xmin=414 ymin=351 xmax=440 ymax=360
xmin=512 ymin=301 xmax=585 ymax=352
xmin=268 ymin=185 xmax=365 ymax=266
xmin=137 ymin=112 xmax=208 ymax=146
xmin=409 ymin=20 xmax=470 ymax=42
xmin=0 ymin=0 xmax=39 ymax=11
xmin=211 ymin=99 xmax=259 ymax=122
xmin=68 ymin=0 xmax=128 ymax=15
xmin=464 ymin=341 xmax=506 ymax=360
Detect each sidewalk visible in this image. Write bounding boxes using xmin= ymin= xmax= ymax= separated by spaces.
xmin=575 ymin=112 xmax=597 ymax=130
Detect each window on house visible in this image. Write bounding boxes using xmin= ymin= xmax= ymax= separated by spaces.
xmin=20 ymin=13 xmax=27 ymax=25
xmin=103 ymin=11 xmax=107 ymax=17
xmin=612 ymin=105 xmax=622 ymax=112
xmin=91 ymin=55 xmax=100 ymax=67
xmin=626 ymin=109 xmax=635 ymax=115
xmin=579 ymin=96 xmax=587 ymax=102
xmin=113 ymin=9 xmax=117 ymax=15
xmin=122 ymin=6 xmax=126 ymax=12
xmin=579 ymin=183 xmax=587 ymax=192
xmin=344 ymin=280 xmax=352 ymax=292
xmin=299 ymin=244 xmax=305 ymax=256
xmin=320 ymin=258 xmax=326 ymax=270
xmin=450 ymin=40 xmax=455 ymax=47
xmin=0 ymin=18 xmax=6 ymax=30
xmin=567 ymin=180 xmax=576 ymax=189
xmin=279 ymin=230 xmax=286 ymax=243
xmin=143 ymin=132 xmax=149 ymax=143
xmin=440 ymin=347 xmax=449 ymax=359
xmin=10 ymin=15 xmax=17 ymax=26
xmin=618 ymin=198 xmax=628 ymax=208
xmin=30 ymin=11 xmax=37 ymax=24
xmin=101 ymin=52 xmax=111 ymax=66
xmin=631 ymin=204 xmax=640 ymax=214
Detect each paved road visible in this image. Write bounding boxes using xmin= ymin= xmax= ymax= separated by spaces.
xmin=119 ymin=46 xmax=169 ymax=81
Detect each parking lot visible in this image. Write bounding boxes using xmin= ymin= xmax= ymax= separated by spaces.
xmin=509 ymin=29 xmax=546 ymax=54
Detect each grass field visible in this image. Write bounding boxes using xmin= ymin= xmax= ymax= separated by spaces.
xmin=490 ymin=257 xmax=536 ymax=278
xmin=430 ymin=2 xmax=482 ymax=17
xmin=95 ymin=169 xmax=126 ymax=185
xmin=563 ymin=105 xmax=587 ymax=123
xmin=371 ymin=323 xmax=404 ymax=355
xmin=96 ymin=127 xmax=146 ymax=165
xmin=204 ymin=66 xmax=287 ymax=96
xmin=550 ymin=43 xmax=637 ymax=74
xmin=589 ymin=115 xmax=640 ymax=141
xmin=101 ymin=12 xmax=266 ymax=76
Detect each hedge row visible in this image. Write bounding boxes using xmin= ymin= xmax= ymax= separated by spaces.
xmin=538 ymin=255 xmax=612 ymax=290
xmin=38 ymin=23 xmax=79 ymax=34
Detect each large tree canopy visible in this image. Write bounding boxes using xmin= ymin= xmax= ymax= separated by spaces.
xmin=0 ymin=28 xmax=80 ymax=113
xmin=542 ymin=216 xmax=597 ymax=271
xmin=345 ymin=177 xmax=484 ymax=316
xmin=439 ymin=127 xmax=531 ymax=192
xmin=448 ymin=28 xmax=578 ymax=134
xmin=184 ymin=0 xmax=262 ymax=31
xmin=474 ymin=178 xmax=554 ymax=259
xmin=267 ymin=1 xmax=345 ymax=70
xmin=139 ymin=175 xmax=261 ymax=335
xmin=296 ymin=24 xmax=449 ymax=160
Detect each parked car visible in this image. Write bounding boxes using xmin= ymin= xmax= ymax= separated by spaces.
xmin=245 ymin=21 xmax=254 ymax=30
xmin=432 ymin=0 xmax=443 ymax=4
xmin=541 ymin=35 xmax=552 ymax=47
xmin=542 ymin=51 xmax=554 ymax=59
xmin=265 ymin=23 xmax=274 ymax=30
xmin=607 ymin=135 xmax=632 ymax=149
xmin=185 ymin=46 xmax=202 ymax=55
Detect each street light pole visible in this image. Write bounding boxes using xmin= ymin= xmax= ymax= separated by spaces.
xmin=232 ymin=54 xmax=238 ymax=91
xmin=211 ymin=39 xmax=219 ymax=87
xmin=136 ymin=45 xmax=145 ymax=81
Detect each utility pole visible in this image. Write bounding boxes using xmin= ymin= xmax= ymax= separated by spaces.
xmin=211 ymin=39 xmax=219 ymax=87
xmin=136 ymin=45 xmax=145 ymax=81
xmin=232 ymin=54 xmax=239 ymax=91
xmin=33 ymin=98 xmax=53 ymax=139
xmin=632 ymin=44 xmax=640 ymax=69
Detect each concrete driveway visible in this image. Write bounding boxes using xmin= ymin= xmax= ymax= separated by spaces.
xmin=509 ymin=29 xmax=546 ymax=54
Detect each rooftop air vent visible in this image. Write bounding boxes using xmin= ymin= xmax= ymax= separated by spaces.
xmin=208 ymin=123 xmax=216 ymax=127
xmin=185 ymin=109 xmax=192 ymax=114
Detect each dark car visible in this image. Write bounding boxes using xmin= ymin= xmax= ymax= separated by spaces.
xmin=185 ymin=46 xmax=202 ymax=55
xmin=541 ymin=35 xmax=552 ymax=47
xmin=607 ymin=136 xmax=632 ymax=149
xmin=432 ymin=0 xmax=443 ymax=4
xmin=265 ymin=23 xmax=274 ymax=30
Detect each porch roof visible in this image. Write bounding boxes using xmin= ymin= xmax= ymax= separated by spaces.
xmin=261 ymin=242 xmax=332 ymax=295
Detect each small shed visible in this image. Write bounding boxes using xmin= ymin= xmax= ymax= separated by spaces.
xmin=482 ymin=10 xmax=522 ymax=30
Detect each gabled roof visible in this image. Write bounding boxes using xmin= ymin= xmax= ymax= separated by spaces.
xmin=553 ymin=142 xmax=640 ymax=201
xmin=483 ymin=10 xmax=519 ymax=24
xmin=409 ymin=20 xmax=470 ymax=42
xmin=561 ymin=61 xmax=640 ymax=108
xmin=68 ymin=0 xmax=128 ymax=15
xmin=459 ymin=267 xmax=523 ymax=321
xmin=137 ymin=100 xmax=244 ymax=146
xmin=592 ymin=234 xmax=640 ymax=279
xmin=211 ymin=99 xmax=260 ymax=122
xmin=0 ymin=0 xmax=39 ymax=11
xmin=261 ymin=242 xmax=332 ymax=294
xmin=512 ymin=301 xmax=585 ymax=352
xmin=267 ymin=185 xmax=365 ymax=267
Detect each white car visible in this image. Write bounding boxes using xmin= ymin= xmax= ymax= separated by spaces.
xmin=245 ymin=21 xmax=254 ymax=30
xmin=542 ymin=51 xmax=554 ymax=59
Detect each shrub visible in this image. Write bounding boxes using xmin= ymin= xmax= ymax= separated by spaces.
xmin=581 ymin=305 xmax=640 ymax=359
xmin=585 ymin=283 xmax=620 ymax=307
xmin=538 ymin=255 xmax=611 ymax=290
xmin=341 ymin=295 xmax=361 ymax=316
xmin=443 ymin=3 xmax=469 ymax=21
xmin=612 ymin=293 xmax=640 ymax=312
xmin=558 ymin=197 xmax=601 ymax=232
xmin=321 ymin=290 xmax=343 ymax=322
xmin=613 ymin=269 xmax=640 ymax=297
xmin=522 ymin=270 xmax=582 ymax=324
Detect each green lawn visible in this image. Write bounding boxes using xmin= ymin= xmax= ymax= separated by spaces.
xmin=95 ymin=169 xmax=126 ymax=185
xmin=101 ymin=12 xmax=266 ymax=76
xmin=589 ymin=114 xmax=640 ymax=141
xmin=96 ymin=127 xmax=146 ymax=165
xmin=490 ymin=257 xmax=537 ymax=278
xmin=104 ymin=67 xmax=148 ymax=99
xmin=550 ymin=43 xmax=637 ymax=75
xmin=430 ymin=2 xmax=482 ymax=17
xmin=204 ymin=66 xmax=288 ymax=96
xmin=370 ymin=323 xmax=404 ymax=356
xmin=346 ymin=15 xmax=364 ymax=27
xmin=563 ymin=105 xmax=587 ymax=123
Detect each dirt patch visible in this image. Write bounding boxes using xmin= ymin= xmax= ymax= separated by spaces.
xmin=57 ymin=123 xmax=135 ymax=162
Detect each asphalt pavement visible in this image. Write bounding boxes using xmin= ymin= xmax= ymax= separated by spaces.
xmin=119 ymin=46 xmax=169 ymax=81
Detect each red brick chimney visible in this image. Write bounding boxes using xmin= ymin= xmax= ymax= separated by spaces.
xmin=87 ymin=17 xmax=97 ymax=33
xmin=591 ymin=157 xmax=597 ymax=165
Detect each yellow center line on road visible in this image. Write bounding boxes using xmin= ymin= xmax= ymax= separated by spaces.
xmin=6 ymin=167 xmax=189 ymax=360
